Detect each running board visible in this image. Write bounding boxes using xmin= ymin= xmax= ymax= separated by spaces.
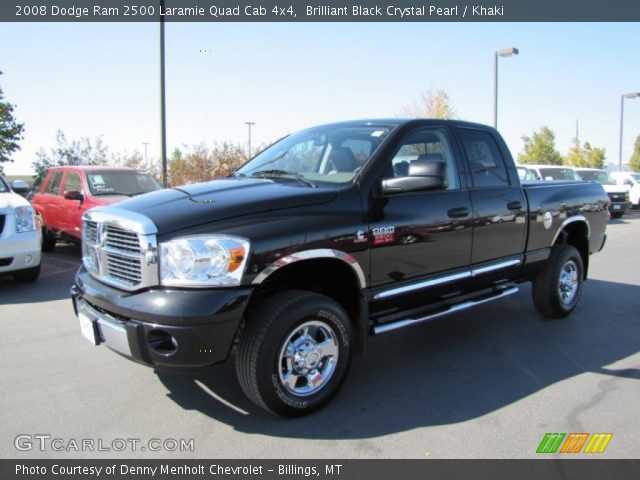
xmin=372 ymin=287 xmax=519 ymax=335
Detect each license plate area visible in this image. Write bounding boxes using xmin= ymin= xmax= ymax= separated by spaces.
xmin=613 ymin=204 xmax=621 ymax=210
xmin=77 ymin=304 xmax=99 ymax=346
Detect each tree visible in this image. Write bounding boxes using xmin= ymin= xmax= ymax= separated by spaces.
xmin=629 ymin=134 xmax=640 ymax=173
xmin=584 ymin=142 xmax=606 ymax=169
xmin=0 ymin=71 xmax=25 ymax=166
xmin=168 ymin=142 xmax=247 ymax=187
xmin=31 ymin=131 xmax=110 ymax=186
xmin=400 ymin=88 xmax=456 ymax=119
xmin=518 ymin=126 xmax=563 ymax=165
xmin=563 ymin=137 xmax=586 ymax=167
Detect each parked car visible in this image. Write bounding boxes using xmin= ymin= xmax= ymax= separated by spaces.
xmin=31 ymin=166 xmax=161 ymax=251
xmin=573 ymin=168 xmax=631 ymax=218
xmin=0 ymin=175 xmax=42 ymax=282
xmin=516 ymin=165 xmax=538 ymax=181
xmin=525 ymin=164 xmax=580 ymax=181
xmin=610 ymin=171 xmax=640 ymax=208
xmin=71 ymin=119 xmax=608 ymax=417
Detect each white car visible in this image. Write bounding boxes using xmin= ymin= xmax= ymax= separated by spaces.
xmin=574 ymin=168 xmax=631 ymax=218
xmin=610 ymin=171 xmax=640 ymax=207
xmin=0 ymin=176 xmax=42 ymax=282
xmin=524 ymin=164 xmax=580 ymax=181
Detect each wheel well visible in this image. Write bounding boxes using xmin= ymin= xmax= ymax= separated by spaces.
xmin=554 ymin=221 xmax=589 ymax=278
xmin=246 ymin=259 xmax=365 ymax=352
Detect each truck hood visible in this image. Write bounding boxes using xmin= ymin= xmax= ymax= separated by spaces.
xmin=112 ymin=177 xmax=338 ymax=234
xmin=601 ymin=184 xmax=628 ymax=194
xmin=0 ymin=191 xmax=30 ymax=213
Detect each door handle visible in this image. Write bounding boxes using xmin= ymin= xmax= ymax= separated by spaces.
xmin=507 ymin=201 xmax=523 ymax=210
xmin=447 ymin=207 xmax=470 ymax=218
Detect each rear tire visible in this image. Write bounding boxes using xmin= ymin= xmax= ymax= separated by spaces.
xmin=41 ymin=228 xmax=56 ymax=252
xmin=235 ymin=290 xmax=352 ymax=417
xmin=532 ymin=245 xmax=583 ymax=318
xmin=14 ymin=265 xmax=41 ymax=283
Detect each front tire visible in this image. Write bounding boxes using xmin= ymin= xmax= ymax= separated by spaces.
xmin=532 ymin=245 xmax=583 ymax=318
xmin=235 ymin=290 xmax=352 ymax=417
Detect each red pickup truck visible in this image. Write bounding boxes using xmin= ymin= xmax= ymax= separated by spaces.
xmin=32 ymin=166 xmax=161 ymax=251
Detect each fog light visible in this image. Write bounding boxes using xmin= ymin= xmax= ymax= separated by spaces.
xmin=147 ymin=329 xmax=178 ymax=355
xmin=23 ymin=255 xmax=33 ymax=265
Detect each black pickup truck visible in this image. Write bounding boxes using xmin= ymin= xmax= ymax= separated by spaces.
xmin=71 ymin=119 xmax=608 ymax=417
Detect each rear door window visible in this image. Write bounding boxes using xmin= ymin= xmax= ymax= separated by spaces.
xmin=458 ymin=129 xmax=510 ymax=188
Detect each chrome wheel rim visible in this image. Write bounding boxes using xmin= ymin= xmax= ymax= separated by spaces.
xmin=278 ymin=320 xmax=339 ymax=397
xmin=558 ymin=259 xmax=579 ymax=306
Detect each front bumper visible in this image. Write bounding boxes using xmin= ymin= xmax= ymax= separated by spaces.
xmin=0 ymin=224 xmax=41 ymax=275
xmin=72 ymin=266 xmax=252 ymax=372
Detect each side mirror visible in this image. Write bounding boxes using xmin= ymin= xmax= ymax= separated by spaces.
xmin=381 ymin=160 xmax=447 ymax=194
xmin=64 ymin=190 xmax=84 ymax=202
xmin=10 ymin=180 xmax=29 ymax=193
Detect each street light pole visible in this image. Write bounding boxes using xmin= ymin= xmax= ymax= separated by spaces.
xmin=159 ymin=0 xmax=168 ymax=187
xmin=619 ymin=92 xmax=640 ymax=171
xmin=142 ymin=142 xmax=149 ymax=169
xmin=493 ymin=47 xmax=519 ymax=129
xmin=245 ymin=122 xmax=255 ymax=158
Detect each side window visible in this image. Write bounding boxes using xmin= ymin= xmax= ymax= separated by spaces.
xmin=62 ymin=172 xmax=82 ymax=192
xmin=458 ymin=129 xmax=510 ymax=188
xmin=388 ymin=128 xmax=459 ymax=190
xmin=45 ymin=171 xmax=63 ymax=195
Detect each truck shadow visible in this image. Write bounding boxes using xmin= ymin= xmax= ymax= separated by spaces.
xmin=0 ymin=242 xmax=80 ymax=305
xmin=156 ymin=278 xmax=640 ymax=439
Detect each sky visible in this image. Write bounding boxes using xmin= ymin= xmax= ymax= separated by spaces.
xmin=0 ymin=22 xmax=639 ymax=175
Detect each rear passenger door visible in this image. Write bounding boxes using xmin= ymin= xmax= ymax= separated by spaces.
xmin=39 ymin=170 xmax=65 ymax=231
xmin=456 ymin=127 xmax=527 ymax=269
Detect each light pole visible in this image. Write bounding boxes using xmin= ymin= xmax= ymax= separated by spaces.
xmin=494 ymin=47 xmax=519 ymax=129
xmin=618 ymin=92 xmax=640 ymax=171
xmin=245 ymin=122 xmax=255 ymax=158
xmin=142 ymin=142 xmax=149 ymax=169
xmin=159 ymin=0 xmax=168 ymax=187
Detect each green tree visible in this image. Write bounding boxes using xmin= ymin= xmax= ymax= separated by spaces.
xmin=518 ymin=126 xmax=563 ymax=165
xmin=31 ymin=131 xmax=110 ymax=186
xmin=0 ymin=71 xmax=25 ymax=167
xmin=563 ymin=137 xmax=586 ymax=167
xmin=584 ymin=142 xmax=606 ymax=169
xmin=629 ymin=134 xmax=640 ymax=172
xmin=400 ymin=88 xmax=456 ymax=119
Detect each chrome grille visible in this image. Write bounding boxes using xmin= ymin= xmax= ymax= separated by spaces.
xmin=105 ymin=252 xmax=142 ymax=284
xmin=85 ymin=221 xmax=98 ymax=243
xmin=105 ymin=225 xmax=141 ymax=253
xmin=82 ymin=209 xmax=158 ymax=291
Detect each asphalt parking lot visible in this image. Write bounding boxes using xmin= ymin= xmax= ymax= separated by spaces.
xmin=2 ymin=211 xmax=639 ymax=459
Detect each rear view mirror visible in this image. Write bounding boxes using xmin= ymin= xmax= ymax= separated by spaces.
xmin=10 ymin=180 xmax=29 ymax=193
xmin=382 ymin=160 xmax=447 ymax=194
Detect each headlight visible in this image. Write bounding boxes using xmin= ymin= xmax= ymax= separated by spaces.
xmin=15 ymin=206 xmax=36 ymax=233
xmin=159 ymin=235 xmax=250 ymax=287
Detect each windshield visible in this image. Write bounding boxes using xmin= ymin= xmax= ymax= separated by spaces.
xmin=538 ymin=168 xmax=578 ymax=181
xmin=0 ymin=176 xmax=9 ymax=193
xmin=577 ymin=170 xmax=614 ymax=185
xmin=632 ymin=174 xmax=640 ymax=182
xmin=236 ymin=124 xmax=393 ymax=184
xmin=86 ymin=171 xmax=161 ymax=196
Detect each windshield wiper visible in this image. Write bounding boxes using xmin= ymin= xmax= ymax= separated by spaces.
xmin=251 ymin=169 xmax=316 ymax=188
